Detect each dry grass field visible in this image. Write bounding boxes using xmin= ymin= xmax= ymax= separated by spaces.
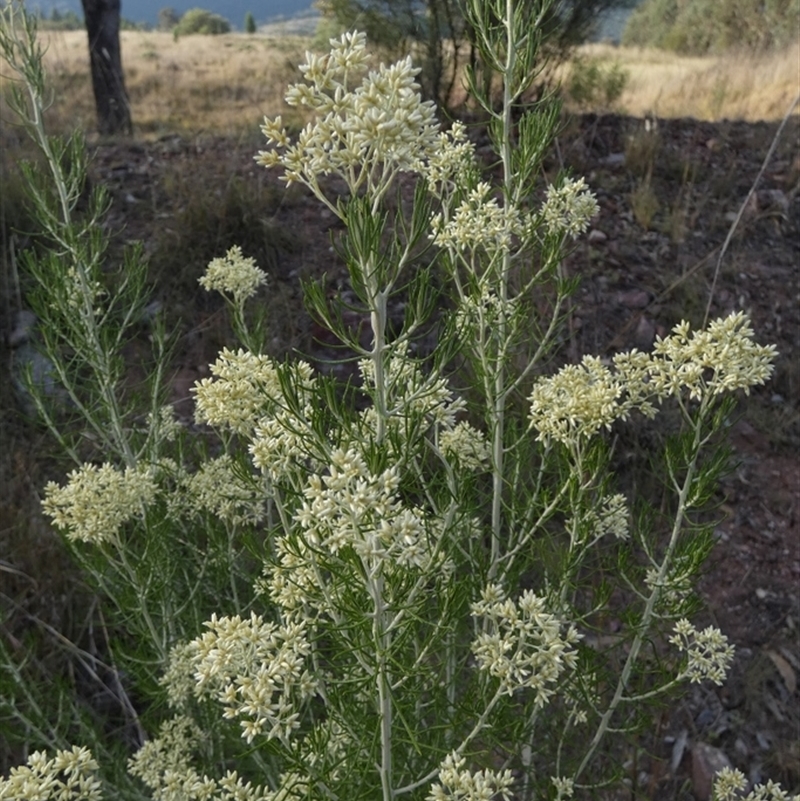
xmin=570 ymin=41 xmax=800 ymax=121
xmin=2 ymin=30 xmax=797 ymax=139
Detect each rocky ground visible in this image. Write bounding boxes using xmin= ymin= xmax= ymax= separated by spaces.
xmin=3 ymin=112 xmax=799 ymax=796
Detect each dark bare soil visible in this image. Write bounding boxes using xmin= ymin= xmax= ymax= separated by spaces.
xmin=1 ymin=112 xmax=798 ymax=796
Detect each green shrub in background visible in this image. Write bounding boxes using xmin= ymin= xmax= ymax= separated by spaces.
xmin=245 ymin=11 xmax=257 ymax=34
xmin=566 ymin=55 xmax=628 ymax=112
xmin=0 ymin=3 xmax=794 ymax=801
xmin=173 ymin=7 xmax=231 ymax=36
xmin=623 ymin=0 xmax=800 ymax=53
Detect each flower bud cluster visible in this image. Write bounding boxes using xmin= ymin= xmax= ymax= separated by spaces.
xmin=250 ymin=405 xmax=318 ymax=483
xmin=430 ymin=183 xmax=525 ymax=252
xmin=541 ymin=177 xmax=599 ymax=239
xmin=418 ymin=121 xmax=476 ymax=191
xmin=645 ymin=553 xmax=695 ymax=612
xmin=193 ymin=349 xmax=314 ymax=437
xmin=427 ymin=752 xmax=514 ymax=801
xmin=471 ymin=584 xmax=580 ymax=701
xmin=669 ymin=618 xmax=735 ymax=685
xmin=0 ymin=746 xmax=102 ymax=801
xmin=530 ymin=313 xmax=776 ymax=444
xmin=147 ymin=404 xmax=184 ymax=442
xmin=43 ymin=462 xmax=157 ymax=545
xmin=358 ymin=343 xmax=467 ymax=429
xmin=191 ymin=613 xmax=317 ymax=744
xmin=650 ymin=312 xmax=776 ymax=399
xmin=295 ymin=447 xmax=438 ymax=569
xmin=713 ymin=767 xmax=800 ymax=801
xmin=60 ymin=265 xmax=105 ymax=315
xmin=129 ymin=714 xmax=272 ymax=800
xmin=570 ymin=493 xmax=630 ymax=543
xmin=256 ymin=31 xmax=439 ymax=195
xmin=439 ymin=421 xmax=491 ymax=471
xmin=199 ymin=245 xmax=267 ymax=303
xmin=183 ymin=454 xmax=266 ymax=526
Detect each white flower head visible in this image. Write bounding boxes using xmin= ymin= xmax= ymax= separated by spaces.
xmin=42 ymin=462 xmax=157 ymax=545
xmin=257 ymin=31 xmax=439 ymax=200
xmin=669 ymin=619 xmax=734 ymax=685
xmin=712 ymin=767 xmax=799 ymax=801
xmin=419 ymin=120 xmax=477 ymax=190
xmin=650 ymin=311 xmax=777 ymax=401
xmin=529 ymin=355 xmax=628 ymax=444
xmin=199 ymin=245 xmax=267 ymax=303
xmin=191 ymin=613 xmax=316 ymax=745
xmin=0 ymin=746 xmax=102 ymax=801
xmin=541 ymin=176 xmax=599 ymax=239
xmin=428 ymin=752 xmax=514 ymax=801
xmin=471 ymin=584 xmax=580 ymax=701
xmin=431 ymin=182 xmax=525 ymax=252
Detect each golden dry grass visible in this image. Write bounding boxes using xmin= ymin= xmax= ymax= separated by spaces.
xmin=6 ymin=30 xmax=311 ymax=137
xmin=571 ymin=41 xmax=800 ymax=121
xmin=1 ymin=30 xmax=798 ymax=139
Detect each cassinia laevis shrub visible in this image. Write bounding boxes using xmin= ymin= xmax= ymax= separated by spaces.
xmin=1 ymin=5 xmax=791 ymax=800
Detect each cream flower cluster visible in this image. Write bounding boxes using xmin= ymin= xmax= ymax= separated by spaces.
xmin=439 ymin=421 xmax=491 ymax=471
xmin=529 ymin=354 xmax=654 ymax=444
xmin=193 ymin=349 xmax=314 ymax=437
xmin=571 ymin=493 xmax=630 ymax=542
xmin=551 ymin=776 xmax=576 ymax=799
xmin=713 ymin=768 xmax=800 ymax=801
xmin=471 ymin=584 xmax=580 ymax=700
xmin=256 ymin=31 xmax=439 ymax=194
xmin=430 ymin=183 xmax=525 ymax=252
xmin=129 ymin=715 xmax=271 ymax=801
xmin=199 ymin=245 xmax=267 ymax=303
xmin=650 ymin=312 xmax=776 ymax=399
xmin=0 ymin=746 xmax=102 ymax=801
xmin=530 ymin=313 xmax=776 ymax=444
xmin=428 ymin=752 xmax=514 ymax=801
xmin=669 ymin=619 xmax=734 ymax=685
xmin=250 ymin=406 xmax=317 ymax=483
xmin=295 ymin=447 xmax=438 ymax=569
xmin=191 ymin=613 xmax=317 ymax=744
xmin=43 ymin=462 xmax=157 ymax=545
xmin=418 ymin=121 xmax=476 ymax=190
xmin=541 ymin=177 xmax=599 ymax=239
xmin=183 ymin=454 xmax=266 ymax=526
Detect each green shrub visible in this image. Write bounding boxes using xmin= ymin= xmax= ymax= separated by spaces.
xmin=244 ymin=11 xmax=256 ymax=34
xmin=623 ymin=0 xmax=800 ymax=53
xmin=173 ymin=7 xmax=231 ymax=36
xmin=567 ymin=55 xmax=628 ymax=111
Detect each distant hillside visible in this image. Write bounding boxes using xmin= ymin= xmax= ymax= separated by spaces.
xmin=30 ymin=1 xmax=317 ymax=29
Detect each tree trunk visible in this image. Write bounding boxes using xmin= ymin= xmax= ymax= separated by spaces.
xmin=81 ymin=0 xmax=132 ymax=135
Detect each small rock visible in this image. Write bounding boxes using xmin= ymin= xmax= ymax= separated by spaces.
xmin=617 ymin=289 xmax=651 ymax=309
xmin=588 ymin=229 xmax=608 ymax=244
xmin=691 ymin=742 xmax=732 ymax=801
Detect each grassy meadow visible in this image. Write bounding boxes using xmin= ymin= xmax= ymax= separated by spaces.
xmin=2 ymin=29 xmax=798 ymax=139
